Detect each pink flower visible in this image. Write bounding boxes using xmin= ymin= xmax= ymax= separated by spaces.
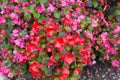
xmin=0 ymin=17 xmax=6 ymax=25
xmin=9 ymin=13 xmax=18 ymax=24
xmin=14 ymin=38 xmax=25 ymax=48
xmin=111 ymin=60 xmax=119 ymax=67
xmin=0 ymin=29 xmax=6 ymax=36
xmin=0 ymin=65 xmax=11 ymax=76
xmin=69 ymin=0 xmax=75 ymax=4
xmin=91 ymin=19 xmax=98 ymax=27
xmin=47 ymin=4 xmax=56 ymax=12
xmin=12 ymin=29 xmax=20 ymax=38
xmin=84 ymin=31 xmax=94 ymax=41
xmin=80 ymin=14 xmax=86 ymax=19
xmin=35 ymin=4 xmax=45 ymax=13
xmin=60 ymin=0 xmax=68 ymax=7
xmin=26 ymin=10 xmax=31 ymax=14
xmin=104 ymin=54 xmax=109 ymax=60
xmin=100 ymin=32 xmax=108 ymax=42
xmin=117 ymin=36 xmax=120 ymax=44
xmin=112 ymin=26 xmax=120 ymax=34
xmin=22 ymin=2 xmax=29 ymax=8
xmin=10 ymin=13 xmax=18 ymax=19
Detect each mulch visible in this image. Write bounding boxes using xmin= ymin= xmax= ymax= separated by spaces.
xmin=79 ymin=61 xmax=120 ymax=80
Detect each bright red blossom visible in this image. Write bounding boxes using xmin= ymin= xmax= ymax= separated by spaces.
xmin=74 ymin=68 xmax=81 ymax=75
xmin=32 ymin=21 xmax=41 ymax=34
xmin=30 ymin=35 xmax=41 ymax=46
xmin=25 ymin=43 xmax=36 ymax=53
xmin=64 ymin=53 xmax=75 ymax=65
xmin=80 ymin=48 xmax=91 ymax=64
xmin=45 ymin=26 xmax=55 ymax=37
xmin=54 ymin=37 xmax=65 ymax=51
xmin=29 ymin=61 xmax=40 ymax=78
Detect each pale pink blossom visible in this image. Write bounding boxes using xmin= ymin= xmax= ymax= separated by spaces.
xmin=91 ymin=19 xmax=98 ymax=27
xmin=47 ymin=4 xmax=56 ymax=12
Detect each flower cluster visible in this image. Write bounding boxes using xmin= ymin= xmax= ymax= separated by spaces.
xmin=0 ymin=0 xmax=120 ymax=80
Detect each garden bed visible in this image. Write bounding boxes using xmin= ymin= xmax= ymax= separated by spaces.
xmin=79 ymin=61 xmax=120 ymax=80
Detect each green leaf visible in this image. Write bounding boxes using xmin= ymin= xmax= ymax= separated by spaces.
xmin=36 ymin=56 xmax=41 ymax=63
xmin=92 ymin=1 xmax=98 ymax=8
xmin=114 ymin=9 xmax=120 ymax=16
xmin=54 ymin=77 xmax=58 ymax=80
xmin=64 ymin=8 xmax=68 ymax=14
xmin=35 ymin=0 xmax=40 ymax=4
xmin=64 ymin=26 xmax=71 ymax=32
xmin=116 ymin=15 xmax=120 ymax=22
xmin=57 ymin=32 xmax=66 ymax=38
xmin=2 ymin=0 xmax=8 ymax=3
xmin=29 ymin=6 xmax=35 ymax=14
xmin=55 ymin=53 xmax=59 ymax=60
xmin=54 ymin=11 xmax=62 ymax=18
xmin=25 ymin=72 xmax=32 ymax=80
xmin=45 ymin=68 xmax=52 ymax=76
xmin=21 ymin=64 xmax=27 ymax=73
xmin=20 ymin=30 xmax=27 ymax=36
xmin=65 ymin=46 xmax=72 ymax=51
xmin=41 ymin=44 xmax=46 ymax=48
xmin=33 ymin=12 xmax=40 ymax=19
xmin=39 ymin=0 xmax=47 ymax=3
xmin=24 ymin=12 xmax=31 ymax=19
xmin=38 ymin=14 xmax=46 ymax=22
xmin=4 ymin=61 xmax=12 ymax=67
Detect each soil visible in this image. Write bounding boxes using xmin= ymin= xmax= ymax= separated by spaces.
xmin=79 ymin=61 xmax=120 ymax=80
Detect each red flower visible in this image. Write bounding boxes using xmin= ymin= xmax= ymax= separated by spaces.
xmin=74 ymin=68 xmax=81 ymax=75
xmin=62 ymin=17 xmax=72 ymax=26
xmin=65 ymin=33 xmax=76 ymax=45
xmin=58 ymin=74 xmax=67 ymax=80
xmin=45 ymin=26 xmax=55 ymax=37
xmin=32 ymin=21 xmax=40 ymax=34
xmin=25 ymin=43 xmax=36 ymax=53
xmin=47 ymin=61 xmax=54 ymax=68
xmin=58 ymin=67 xmax=70 ymax=80
xmin=80 ymin=48 xmax=91 ymax=64
xmin=29 ymin=61 xmax=39 ymax=78
xmin=56 ymin=68 xmax=61 ymax=74
xmin=48 ymin=56 xmax=59 ymax=67
xmin=54 ymin=37 xmax=65 ymax=50
xmin=37 ymin=64 xmax=44 ymax=69
xmin=78 ymin=37 xmax=85 ymax=46
xmin=41 ymin=19 xmax=47 ymax=24
xmin=117 ymin=36 xmax=120 ymax=44
xmin=117 ymin=2 xmax=120 ymax=9
xmin=60 ymin=54 xmax=65 ymax=60
xmin=62 ymin=67 xmax=70 ymax=76
xmin=31 ymin=36 xmax=41 ymax=46
xmin=82 ymin=57 xmax=90 ymax=64
xmin=99 ymin=0 xmax=105 ymax=5
xmin=80 ymin=48 xmax=91 ymax=57
xmin=64 ymin=53 xmax=75 ymax=65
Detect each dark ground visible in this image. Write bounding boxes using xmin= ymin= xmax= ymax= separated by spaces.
xmin=79 ymin=61 xmax=120 ymax=80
